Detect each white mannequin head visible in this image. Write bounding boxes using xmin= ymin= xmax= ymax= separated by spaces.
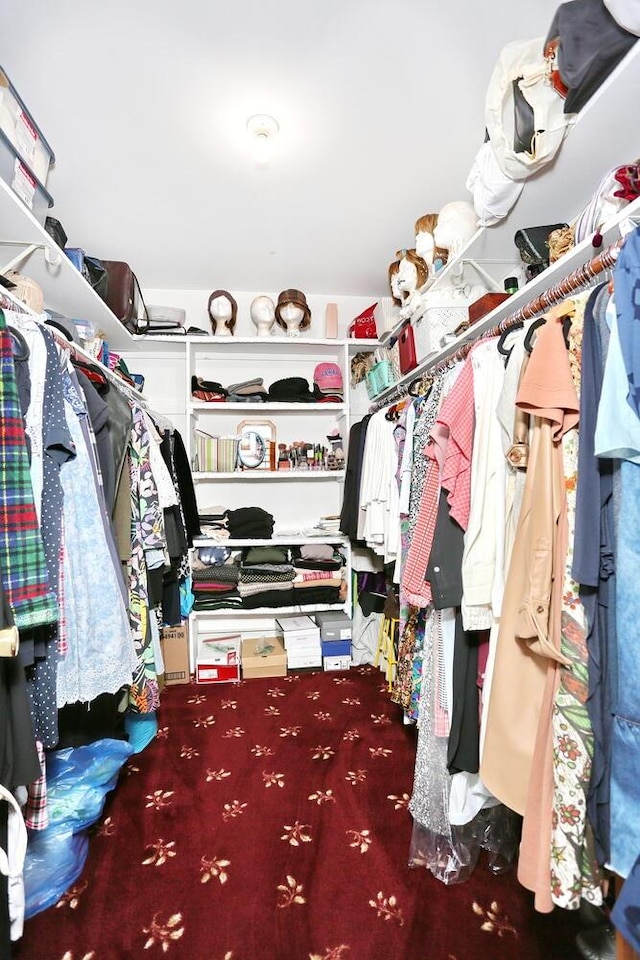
xmin=250 ymin=295 xmax=275 ymax=337
xmin=433 ymin=201 xmax=478 ymax=257
xmin=397 ymin=256 xmax=418 ymax=296
xmin=279 ymin=301 xmax=304 ymax=337
xmin=208 ymin=289 xmax=237 ymax=336
xmin=415 ymin=229 xmax=435 ymax=266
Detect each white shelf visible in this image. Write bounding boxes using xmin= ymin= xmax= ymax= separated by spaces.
xmin=193 ymin=602 xmax=346 ymax=617
xmin=346 ymin=338 xmax=381 ymax=352
xmin=193 ymin=470 xmax=345 ymax=481
xmin=189 ymin=401 xmax=345 ymax=413
xmin=193 ymin=535 xmax=346 ymax=547
xmin=0 ymin=179 xmax=136 ymax=350
xmin=183 ymin=335 xmax=347 ymax=346
xmin=371 ymin=194 xmax=640 ymax=407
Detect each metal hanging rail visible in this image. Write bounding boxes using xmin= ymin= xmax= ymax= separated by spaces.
xmin=368 ymin=234 xmax=625 ymax=412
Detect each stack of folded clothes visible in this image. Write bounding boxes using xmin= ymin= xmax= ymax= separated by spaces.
xmin=238 ymin=545 xmax=296 ymax=608
xmin=191 ymin=375 xmax=228 ymax=402
xmin=225 ymin=378 xmax=268 ymax=402
xmin=199 ymin=506 xmax=275 ymax=540
xmin=291 ymin=543 xmax=345 ymax=605
xmin=192 ymin=562 xmax=242 ymax=610
xmin=267 ymin=377 xmax=316 ymax=403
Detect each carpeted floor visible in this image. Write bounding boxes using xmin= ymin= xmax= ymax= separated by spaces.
xmin=16 ymin=666 xmax=584 ymax=960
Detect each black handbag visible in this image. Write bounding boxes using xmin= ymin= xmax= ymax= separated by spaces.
xmin=83 ymin=256 xmax=109 ymax=303
xmin=514 ymin=222 xmax=568 ymax=277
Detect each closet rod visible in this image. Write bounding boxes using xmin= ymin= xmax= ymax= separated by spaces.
xmin=368 ymin=234 xmax=624 ymax=412
xmin=0 ymin=290 xmax=147 ymax=407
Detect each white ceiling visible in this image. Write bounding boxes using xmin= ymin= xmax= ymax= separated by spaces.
xmin=3 ymin=0 xmax=561 ymax=298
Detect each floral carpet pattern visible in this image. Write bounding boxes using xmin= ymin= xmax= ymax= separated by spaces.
xmin=17 ymin=667 xmax=583 ymax=960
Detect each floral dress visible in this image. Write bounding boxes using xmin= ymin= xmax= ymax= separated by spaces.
xmin=550 ymin=293 xmax=603 ymax=908
xmin=127 ymin=402 xmax=166 ymax=713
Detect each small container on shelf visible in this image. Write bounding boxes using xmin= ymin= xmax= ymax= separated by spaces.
xmin=0 ymin=66 xmax=55 ymax=186
xmin=0 ymin=127 xmax=53 ymax=223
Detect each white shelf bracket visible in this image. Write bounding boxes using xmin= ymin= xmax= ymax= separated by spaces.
xmin=0 ymin=240 xmax=62 ymax=275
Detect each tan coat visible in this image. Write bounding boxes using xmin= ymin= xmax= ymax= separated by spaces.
xmin=481 ymin=305 xmax=578 ymax=842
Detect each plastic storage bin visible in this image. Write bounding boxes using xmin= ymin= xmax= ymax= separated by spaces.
xmin=0 ymin=126 xmax=53 ymax=223
xmin=0 ymin=66 xmax=55 ymax=185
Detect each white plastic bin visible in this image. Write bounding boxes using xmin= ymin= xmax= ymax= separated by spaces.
xmin=0 ymin=66 xmax=55 ymax=186
xmin=0 ymin=127 xmax=53 ymax=223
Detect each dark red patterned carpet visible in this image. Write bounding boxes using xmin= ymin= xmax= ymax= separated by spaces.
xmin=16 ymin=666 xmax=583 ymax=960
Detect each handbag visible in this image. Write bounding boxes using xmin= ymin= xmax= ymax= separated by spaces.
xmin=65 ymin=248 xmax=109 ymax=303
xmin=514 ymin=222 xmax=568 ymax=275
xmin=544 ymin=0 xmax=637 ymax=115
xmin=101 ymin=260 xmax=149 ymax=334
xmin=398 ymin=323 xmax=417 ymax=375
xmin=485 ymin=37 xmax=573 ymax=182
xmin=348 ymin=303 xmax=378 ymax=339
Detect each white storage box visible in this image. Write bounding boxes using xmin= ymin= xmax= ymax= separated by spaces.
xmin=0 ymin=66 xmax=55 ymax=186
xmin=275 ymin=615 xmax=320 ymax=650
xmin=287 ymin=651 xmax=322 ymax=670
xmin=323 ymin=655 xmax=351 ymax=672
xmin=196 ymin=634 xmax=241 ymax=684
xmin=0 ymin=127 xmax=53 ymax=223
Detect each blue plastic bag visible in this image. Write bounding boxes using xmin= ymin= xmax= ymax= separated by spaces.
xmin=23 ymin=738 xmax=134 ymax=917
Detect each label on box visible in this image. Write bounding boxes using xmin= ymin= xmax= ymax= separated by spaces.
xmin=16 ymin=108 xmax=38 ymax=164
xmin=12 ymin=158 xmax=35 ymax=209
xmin=323 ymin=655 xmax=351 ymax=672
xmin=197 ymin=663 xmax=240 ymax=684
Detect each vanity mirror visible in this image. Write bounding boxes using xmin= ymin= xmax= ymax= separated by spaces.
xmin=237 ymin=419 xmax=277 ymax=470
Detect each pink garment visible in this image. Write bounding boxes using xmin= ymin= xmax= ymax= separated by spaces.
xmin=402 ymin=359 xmax=475 ymax=607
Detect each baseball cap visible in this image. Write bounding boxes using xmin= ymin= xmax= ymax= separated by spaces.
xmin=313 ymin=362 xmax=343 ymax=394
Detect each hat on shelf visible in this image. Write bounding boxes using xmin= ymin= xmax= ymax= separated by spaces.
xmin=227 ymin=378 xmax=265 ymax=395
xmin=313 ymin=362 xmax=343 ymax=394
xmin=275 ymin=289 xmax=311 ymax=331
xmin=267 ymin=376 xmax=316 ymax=402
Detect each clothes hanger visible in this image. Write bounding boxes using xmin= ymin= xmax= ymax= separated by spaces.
xmin=523 ymin=302 xmax=575 ymax=354
xmin=496 ymin=322 xmax=523 ymax=365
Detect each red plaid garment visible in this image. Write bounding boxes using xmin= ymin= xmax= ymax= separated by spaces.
xmin=24 ymin=740 xmax=49 ymax=831
xmin=0 ymin=311 xmax=57 ymax=629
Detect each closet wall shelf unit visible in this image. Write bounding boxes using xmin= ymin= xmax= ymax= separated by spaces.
xmin=193 ymin=471 xmax=344 ymax=481
xmin=371 ymin=194 xmax=640 ymax=409
xmin=186 ymin=333 xmax=351 ymax=665
xmin=373 ymin=42 xmax=640 ymax=388
xmin=0 ymin=179 xmax=136 ymax=350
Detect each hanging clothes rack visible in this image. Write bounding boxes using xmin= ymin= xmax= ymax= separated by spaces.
xmin=0 ymin=287 xmax=147 ymax=407
xmin=368 ymin=235 xmax=624 ymax=413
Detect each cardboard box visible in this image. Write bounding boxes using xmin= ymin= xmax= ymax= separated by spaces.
xmin=160 ymin=623 xmax=191 ymax=686
xmin=321 ymin=639 xmax=351 ymax=659
xmin=323 ymin=655 xmax=351 ymax=672
xmin=196 ymin=634 xmax=241 ymax=684
xmin=242 ymin=636 xmax=287 ymax=679
xmin=315 ymin=611 xmax=352 ymax=641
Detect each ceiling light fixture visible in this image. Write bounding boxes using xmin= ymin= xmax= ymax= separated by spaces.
xmin=246 ymin=114 xmax=279 ymax=164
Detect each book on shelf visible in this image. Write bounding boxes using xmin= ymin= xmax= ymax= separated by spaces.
xmin=194 ymin=430 xmax=239 ymax=473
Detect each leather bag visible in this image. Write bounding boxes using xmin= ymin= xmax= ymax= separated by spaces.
xmin=398 ymin=323 xmax=417 ymax=375
xmin=101 ymin=260 xmax=149 ymax=334
xmin=544 ymin=0 xmax=637 ymax=115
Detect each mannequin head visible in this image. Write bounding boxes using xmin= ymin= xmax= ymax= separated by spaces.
xmin=250 ymin=295 xmax=276 ymax=337
xmin=208 ymin=289 xmax=237 ymax=336
xmin=275 ymin=288 xmax=311 ymax=336
xmin=388 ymin=259 xmax=402 ymax=305
xmin=397 ymin=249 xmax=428 ymax=297
xmin=433 ymin=201 xmax=478 ymax=258
xmin=414 ymin=213 xmax=448 ymax=268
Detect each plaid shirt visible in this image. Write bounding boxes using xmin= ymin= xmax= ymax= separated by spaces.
xmin=0 ymin=310 xmax=57 ymax=629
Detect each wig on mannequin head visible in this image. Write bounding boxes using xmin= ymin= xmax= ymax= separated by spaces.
xmin=414 ymin=213 xmax=449 ymax=266
xmin=388 ymin=258 xmax=402 ymax=305
xmin=400 ymin=248 xmax=428 ymax=290
xmin=208 ymin=289 xmax=238 ymax=334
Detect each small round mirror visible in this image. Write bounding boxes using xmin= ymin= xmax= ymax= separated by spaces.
xmin=237 ymin=429 xmax=266 ymax=469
